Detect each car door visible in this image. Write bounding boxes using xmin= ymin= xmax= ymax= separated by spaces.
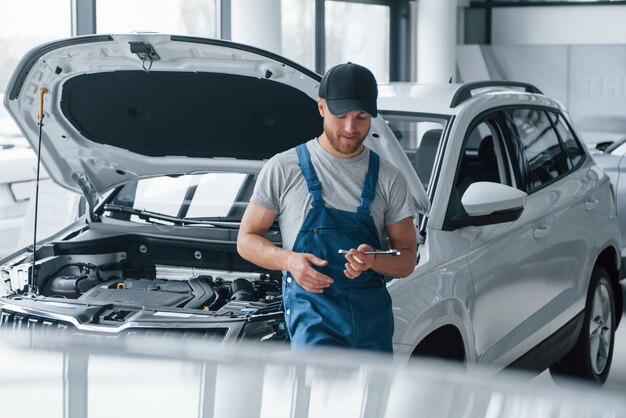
xmin=444 ymin=110 xmax=549 ymax=368
xmin=501 ymin=107 xmax=596 ymax=361
xmin=539 ymin=111 xmax=604 ymax=335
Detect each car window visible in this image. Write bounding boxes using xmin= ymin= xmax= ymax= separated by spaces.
xmin=454 ymin=118 xmax=509 ymax=196
xmin=380 ymin=112 xmax=448 ymax=192
xmin=444 ymin=115 xmax=512 ymax=227
xmin=106 ymin=173 xmax=251 ymax=223
xmin=547 ymin=112 xmax=585 ymax=168
xmin=507 ymin=108 xmax=570 ymax=192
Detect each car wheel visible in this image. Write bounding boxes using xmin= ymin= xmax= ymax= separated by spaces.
xmin=550 ymin=265 xmax=616 ymax=384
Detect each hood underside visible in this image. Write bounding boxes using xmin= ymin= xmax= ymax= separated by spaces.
xmin=4 ymin=34 xmax=323 ymax=198
xmin=61 ymin=70 xmax=322 ymax=160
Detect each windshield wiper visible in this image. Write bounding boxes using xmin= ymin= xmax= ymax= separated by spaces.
xmin=188 ymin=215 xmax=280 ymax=231
xmin=103 ymin=204 xmax=242 ymax=229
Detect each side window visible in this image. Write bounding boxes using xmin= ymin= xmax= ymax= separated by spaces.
xmin=507 ymin=108 xmax=570 ymax=191
xmin=444 ymin=114 xmax=513 ymax=227
xmin=548 ymin=112 xmax=585 ymax=168
xmin=454 ymin=118 xmax=509 ymax=197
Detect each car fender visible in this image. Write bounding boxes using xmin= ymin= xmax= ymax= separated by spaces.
xmin=393 ymin=297 xmax=476 ymax=365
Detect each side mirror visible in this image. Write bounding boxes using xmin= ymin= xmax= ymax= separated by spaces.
xmin=462 ymin=182 xmax=527 ymax=216
xmin=450 ymin=182 xmax=527 ymax=228
xmin=595 ymin=141 xmax=613 ymax=152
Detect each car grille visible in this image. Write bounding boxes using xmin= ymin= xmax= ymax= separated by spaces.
xmin=0 ymin=309 xmax=227 ymax=341
xmin=0 ymin=310 xmax=75 ymax=336
xmin=122 ymin=327 xmax=227 ymax=340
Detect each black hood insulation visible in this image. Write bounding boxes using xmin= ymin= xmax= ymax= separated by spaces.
xmin=60 ymin=71 xmax=323 ymax=160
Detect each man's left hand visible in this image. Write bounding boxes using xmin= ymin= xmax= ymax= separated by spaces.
xmin=343 ymin=244 xmax=376 ymax=279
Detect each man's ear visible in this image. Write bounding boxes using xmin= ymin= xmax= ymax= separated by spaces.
xmin=317 ymin=98 xmax=325 ymax=117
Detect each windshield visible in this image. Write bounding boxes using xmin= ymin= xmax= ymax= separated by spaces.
xmin=103 ymin=172 xmax=254 ymax=224
xmin=381 ymin=112 xmax=449 ymax=194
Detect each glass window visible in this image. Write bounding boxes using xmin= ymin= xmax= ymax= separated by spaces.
xmin=380 ymin=112 xmax=448 ymax=192
xmin=97 ymin=0 xmax=219 ymax=37
xmin=549 ymin=112 xmax=585 ymax=168
xmin=107 ymin=172 xmax=250 ymax=224
xmin=0 ymin=0 xmax=71 ymax=132
xmin=455 ymin=120 xmax=508 ymax=196
xmin=445 ymin=115 xmax=513 ymax=226
xmin=325 ymin=1 xmax=390 ymax=82
xmin=508 ymin=108 xmax=570 ymax=191
xmin=281 ymin=0 xmax=315 ymax=70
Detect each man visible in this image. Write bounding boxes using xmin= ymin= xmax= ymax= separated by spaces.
xmin=237 ymin=62 xmax=417 ymax=352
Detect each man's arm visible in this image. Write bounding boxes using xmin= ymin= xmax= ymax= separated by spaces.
xmin=237 ymin=203 xmax=334 ymax=293
xmin=343 ymin=217 xmax=417 ymax=279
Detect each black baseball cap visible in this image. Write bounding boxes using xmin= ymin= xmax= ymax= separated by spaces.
xmin=319 ymin=62 xmax=378 ymax=117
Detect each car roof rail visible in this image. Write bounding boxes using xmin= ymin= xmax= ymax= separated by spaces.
xmin=450 ymin=81 xmax=544 ymax=108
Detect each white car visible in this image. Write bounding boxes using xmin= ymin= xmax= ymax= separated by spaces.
xmin=0 ymin=35 xmax=621 ymax=384
xmin=0 ymin=107 xmax=49 ymax=257
xmin=592 ymin=138 xmax=626 ymax=259
xmin=379 ymin=81 xmax=622 ymax=383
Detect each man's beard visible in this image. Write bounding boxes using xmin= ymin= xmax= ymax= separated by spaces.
xmin=324 ymin=126 xmax=368 ymax=155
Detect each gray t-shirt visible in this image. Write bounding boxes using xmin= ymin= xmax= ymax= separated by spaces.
xmin=250 ymin=138 xmax=416 ymax=251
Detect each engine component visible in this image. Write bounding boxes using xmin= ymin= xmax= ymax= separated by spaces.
xmin=183 ymin=276 xmax=218 ymax=309
xmin=230 ymin=278 xmax=255 ymax=301
xmin=79 ymin=278 xmax=196 ymax=307
xmin=43 ymin=275 xmax=84 ymax=298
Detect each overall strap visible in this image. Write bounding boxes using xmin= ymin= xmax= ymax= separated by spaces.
xmin=359 ymin=150 xmax=380 ymax=213
xmin=296 ymin=143 xmax=324 ymax=206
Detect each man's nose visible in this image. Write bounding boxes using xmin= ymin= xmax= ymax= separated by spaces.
xmin=344 ymin=116 xmax=358 ymax=132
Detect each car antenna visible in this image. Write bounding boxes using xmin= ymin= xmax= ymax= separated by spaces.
xmin=29 ymin=86 xmax=49 ymax=295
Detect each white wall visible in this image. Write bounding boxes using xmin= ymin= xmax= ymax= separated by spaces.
xmin=492 ymin=5 xmax=626 ymax=45
xmin=456 ymin=44 xmax=626 ymax=146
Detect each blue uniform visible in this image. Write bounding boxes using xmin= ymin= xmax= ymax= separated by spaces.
xmin=282 ymin=144 xmax=394 ymax=352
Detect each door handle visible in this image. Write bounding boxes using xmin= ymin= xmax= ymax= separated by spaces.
xmin=585 ymin=199 xmax=598 ymax=211
xmin=533 ymin=225 xmax=550 ymax=239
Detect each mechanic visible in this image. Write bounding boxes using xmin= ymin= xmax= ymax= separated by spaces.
xmin=237 ymin=62 xmax=417 ymax=352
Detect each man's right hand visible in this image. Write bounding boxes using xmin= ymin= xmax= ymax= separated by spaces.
xmin=238 ymin=203 xmax=334 ymax=293
xmin=287 ymin=253 xmax=334 ymax=293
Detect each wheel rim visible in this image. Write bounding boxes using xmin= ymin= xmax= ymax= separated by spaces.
xmin=589 ymin=280 xmax=612 ymax=375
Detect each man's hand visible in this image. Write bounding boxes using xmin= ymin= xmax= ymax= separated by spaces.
xmin=238 ymin=203 xmax=336 ymax=294
xmin=343 ymin=244 xmax=376 ymax=279
xmin=287 ymin=253 xmax=334 ymax=293
xmin=343 ymin=217 xmax=417 ymax=279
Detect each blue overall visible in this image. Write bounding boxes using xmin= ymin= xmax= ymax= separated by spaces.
xmin=282 ymin=144 xmax=394 ymax=352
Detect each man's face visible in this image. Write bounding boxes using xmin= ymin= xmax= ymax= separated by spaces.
xmin=318 ymin=99 xmax=372 ymax=155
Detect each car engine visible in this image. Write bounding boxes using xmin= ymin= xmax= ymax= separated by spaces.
xmin=35 ymin=261 xmax=282 ymax=315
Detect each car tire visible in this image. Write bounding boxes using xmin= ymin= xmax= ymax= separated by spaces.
xmin=549 ymin=265 xmax=616 ymax=384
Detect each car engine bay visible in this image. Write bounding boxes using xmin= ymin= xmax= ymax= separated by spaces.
xmin=0 ymin=232 xmax=285 ymax=321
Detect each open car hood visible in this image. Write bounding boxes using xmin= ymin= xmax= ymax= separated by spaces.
xmin=3 ymin=34 xmax=325 ymax=201
xmin=4 ymin=34 xmax=427 ymax=214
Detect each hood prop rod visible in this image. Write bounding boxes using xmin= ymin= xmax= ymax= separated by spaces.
xmin=28 ymin=86 xmax=48 ymax=295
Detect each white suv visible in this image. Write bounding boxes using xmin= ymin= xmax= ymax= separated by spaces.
xmin=380 ymin=81 xmax=622 ymax=383
xmin=0 ymin=35 xmax=621 ymax=384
